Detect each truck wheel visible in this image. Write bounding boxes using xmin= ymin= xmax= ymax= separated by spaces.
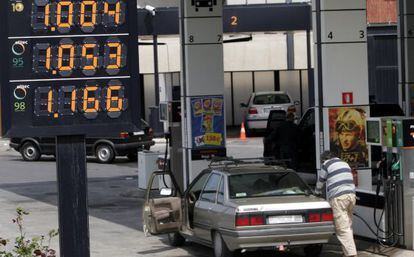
xmin=95 ymin=144 xmax=115 ymax=164
xmin=21 ymin=142 xmax=41 ymax=161
xmin=168 ymin=232 xmax=185 ymax=247
xmin=304 ymin=244 xmax=323 ymax=257
xmin=213 ymin=232 xmax=233 ymax=257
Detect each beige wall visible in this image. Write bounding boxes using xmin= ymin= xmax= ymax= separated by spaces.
xmin=139 ymin=32 xmax=312 ymax=74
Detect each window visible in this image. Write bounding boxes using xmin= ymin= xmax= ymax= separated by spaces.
xmin=188 ymin=172 xmax=210 ymax=201
xmin=217 ymin=177 xmax=225 ymax=204
xmin=229 ymin=172 xmax=311 ymax=199
xmin=200 ymin=174 xmax=221 ymax=202
xmin=299 ymin=109 xmax=315 ymax=130
xmin=253 ymin=94 xmax=291 ymax=105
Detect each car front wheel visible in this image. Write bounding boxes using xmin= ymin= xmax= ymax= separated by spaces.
xmin=95 ymin=144 xmax=115 ymax=164
xmin=213 ymin=232 xmax=233 ymax=257
xmin=20 ymin=142 xmax=41 ymax=161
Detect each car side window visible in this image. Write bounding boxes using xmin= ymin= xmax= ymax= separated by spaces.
xmin=299 ymin=109 xmax=315 ymax=130
xmin=188 ymin=172 xmax=210 ymax=201
xmin=217 ymin=177 xmax=225 ymax=204
xmin=200 ymin=174 xmax=221 ymax=203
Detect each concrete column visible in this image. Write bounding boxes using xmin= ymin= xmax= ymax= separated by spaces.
xmin=398 ymin=0 xmax=414 ymax=115
xmin=312 ymin=0 xmax=369 ymax=169
xmin=179 ymin=0 xmax=225 ymax=188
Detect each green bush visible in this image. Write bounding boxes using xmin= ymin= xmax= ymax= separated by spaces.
xmin=0 ymin=208 xmax=58 ymax=257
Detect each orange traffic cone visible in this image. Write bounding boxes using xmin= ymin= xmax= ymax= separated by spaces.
xmin=240 ymin=122 xmax=247 ymax=140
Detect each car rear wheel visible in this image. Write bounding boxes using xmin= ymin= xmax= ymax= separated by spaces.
xmin=304 ymin=244 xmax=323 ymax=257
xmin=95 ymin=144 xmax=115 ymax=164
xmin=167 ymin=232 xmax=185 ymax=247
xmin=213 ymin=232 xmax=233 ymax=257
xmin=20 ymin=142 xmax=41 ymax=161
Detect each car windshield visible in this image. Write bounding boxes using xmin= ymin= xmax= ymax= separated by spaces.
xmin=229 ymin=172 xmax=310 ymax=199
xmin=253 ymin=94 xmax=290 ymax=105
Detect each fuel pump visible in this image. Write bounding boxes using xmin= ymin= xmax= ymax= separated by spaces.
xmin=158 ymin=74 xmax=184 ymax=191
xmin=361 ymin=117 xmax=414 ymax=249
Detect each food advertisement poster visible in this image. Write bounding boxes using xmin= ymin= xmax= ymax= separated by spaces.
xmin=191 ymin=96 xmax=225 ymax=151
xmin=329 ymin=106 xmax=369 ymax=168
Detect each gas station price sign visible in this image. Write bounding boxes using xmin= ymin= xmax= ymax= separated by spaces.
xmin=0 ymin=0 xmax=140 ymax=137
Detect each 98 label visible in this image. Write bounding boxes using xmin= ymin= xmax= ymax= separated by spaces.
xmin=34 ymin=79 xmax=127 ymax=119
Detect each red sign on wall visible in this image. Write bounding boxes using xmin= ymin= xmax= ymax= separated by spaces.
xmin=342 ymin=92 xmax=353 ymax=105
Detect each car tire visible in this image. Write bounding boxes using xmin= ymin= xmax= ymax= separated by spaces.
xmin=95 ymin=144 xmax=115 ymax=164
xmin=167 ymin=232 xmax=185 ymax=247
xmin=304 ymin=244 xmax=323 ymax=257
xmin=213 ymin=232 xmax=233 ymax=257
xmin=20 ymin=142 xmax=41 ymax=161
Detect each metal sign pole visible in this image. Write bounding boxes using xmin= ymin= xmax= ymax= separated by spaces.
xmin=56 ymin=135 xmax=90 ymax=257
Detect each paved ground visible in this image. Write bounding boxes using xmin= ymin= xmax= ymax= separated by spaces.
xmin=0 ymin=137 xmax=412 ymax=257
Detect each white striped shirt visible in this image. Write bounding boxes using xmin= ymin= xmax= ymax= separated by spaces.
xmin=315 ymin=158 xmax=355 ymax=201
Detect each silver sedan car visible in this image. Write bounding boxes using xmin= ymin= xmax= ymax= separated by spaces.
xmin=241 ymin=91 xmax=297 ymax=136
xmin=143 ymin=160 xmax=334 ymax=257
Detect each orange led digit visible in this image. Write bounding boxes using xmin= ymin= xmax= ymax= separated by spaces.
xmin=58 ymin=43 xmax=75 ymax=72
xmin=56 ymin=1 xmax=74 ymax=29
xmin=45 ymin=4 xmax=50 ymax=27
xmin=106 ymin=85 xmax=123 ymax=112
xmin=107 ymin=42 xmax=122 ymax=69
xmin=83 ymin=86 xmax=99 ymax=113
xmin=82 ymin=43 xmax=98 ymax=71
xmin=45 ymin=46 xmax=52 ymax=70
xmin=47 ymin=89 xmax=54 ymax=114
xmin=71 ymin=89 xmax=76 ymax=113
xmin=104 ymin=1 xmax=121 ymax=24
xmin=80 ymin=1 xmax=97 ymax=30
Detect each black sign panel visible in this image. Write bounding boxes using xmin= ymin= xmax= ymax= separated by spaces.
xmin=0 ymin=0 xmax=140 ymax=137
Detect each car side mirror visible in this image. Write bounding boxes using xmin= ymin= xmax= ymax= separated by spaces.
xmin=160 ymin=188 xmax=173 ymax=196
xmin=294 ymin=101 xmax=301 ymax=106
xmin=240 ymin=103 xmax=247 ymax=108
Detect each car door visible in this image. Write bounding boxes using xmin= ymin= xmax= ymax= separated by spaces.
xmin=209 ymin=176 xmax=231 ymax=231
xmin=297 ymin=108 xmax=317 ymax=184
xmin=193 ymin=172 xmax=221 ymax=243
xmin=184 ymin=171 xmax=210 ymax=231
xmin=143 ymin=171 xmax=183 ymax=236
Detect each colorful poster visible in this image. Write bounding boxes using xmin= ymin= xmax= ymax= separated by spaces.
xmin=191 ymin=96 xmax=225 ymax=150
xmin=329 ymin=107 xmax=369 ymax=168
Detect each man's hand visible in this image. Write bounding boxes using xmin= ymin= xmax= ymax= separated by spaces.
xmin=314 ymin=189 xmax=322 ymax=197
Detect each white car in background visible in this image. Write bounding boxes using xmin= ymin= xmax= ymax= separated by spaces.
xmin=241 ymin=91 xmax=297 ymax=136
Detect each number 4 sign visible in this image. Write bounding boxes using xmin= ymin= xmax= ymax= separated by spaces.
xmin=342 ymin=92 xmax=353 ymax=105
